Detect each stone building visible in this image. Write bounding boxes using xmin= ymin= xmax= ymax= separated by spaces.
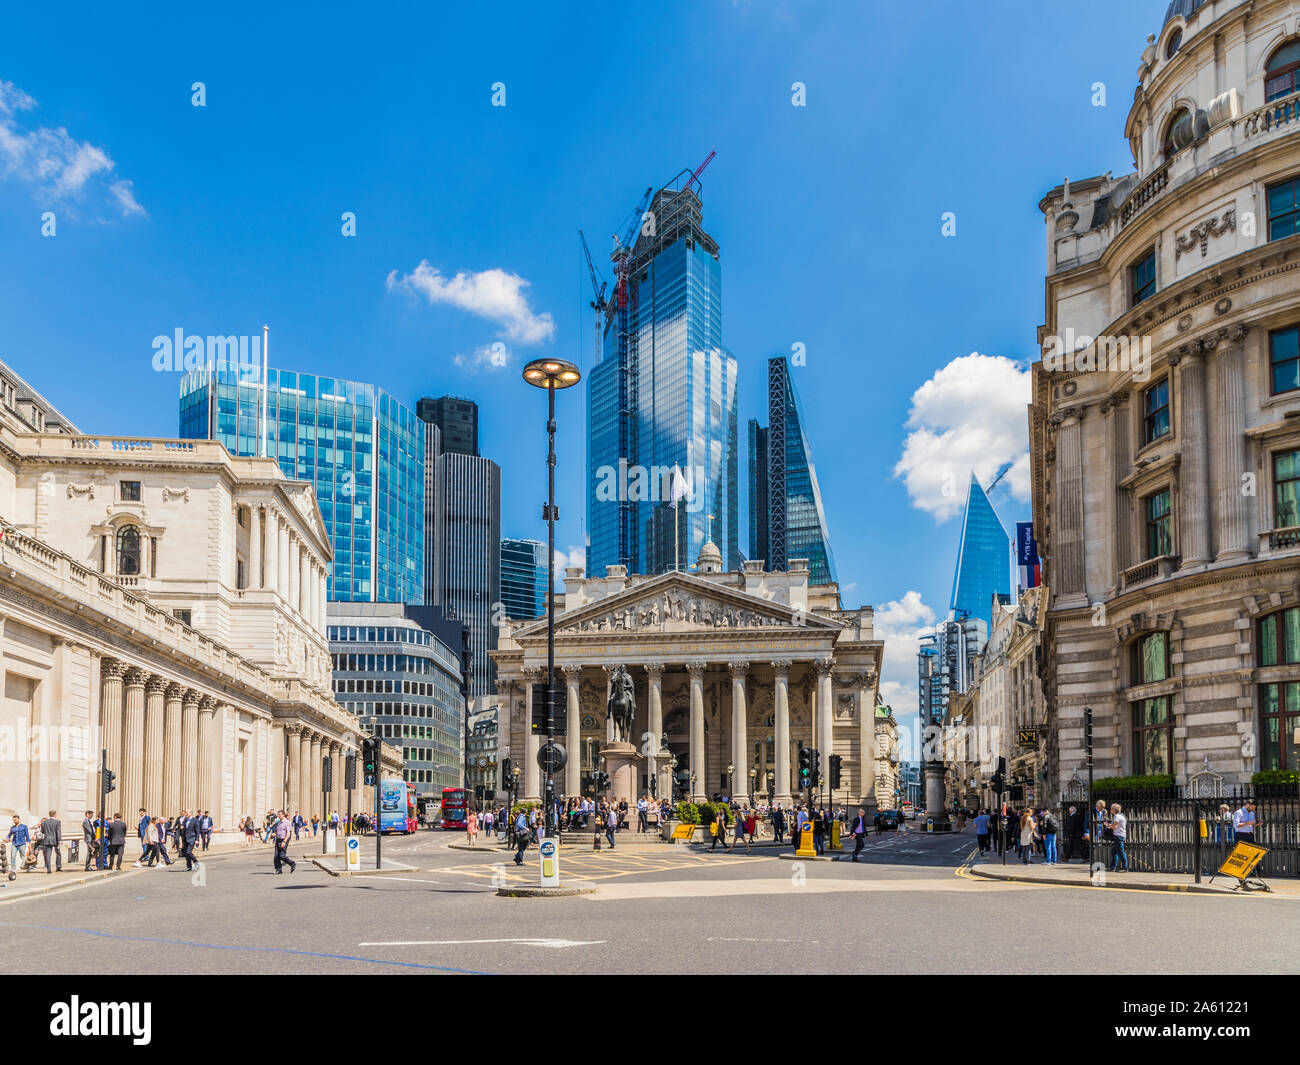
xmin=0 ymin=357 xmax=399 ymax=834
xmin=492 ymin=541 xmax=884 ymax=809
xmin=1030 ymin=0 xmax=1300 ymax=794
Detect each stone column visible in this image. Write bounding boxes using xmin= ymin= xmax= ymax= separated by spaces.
xmin=1173 ymin=347 xmax=1210 ymax=567
xmin=121 ymin=667 xmax=147 ymax=819
xmin=285 ymin=724 xmax=302 ymax=816
xmin=728 ymin=660 xmax=749 ymax=805
xmin=99 ymin=659 xmax=127 ymax=788
xmin=265 ymin=509 xmax=279 ymax=594
xmin=686 ymin=660 xmax=707 ymax=802
xmin=1053 ymin=407 xmax=1086 ymax=597
xmin=181 ymin=689 xmax=201 ymax=809
xmin=1213 ymin=334 xmax=1251 ymax=561
xmin=308 ymin=732 xmax=323 ymax=819
xmin=328 ymin=741 xmax=342 ymax=816
xmin=298 ymin=728 xmax=313 ymax=816
xmin=1106 ymin=392 xmax=1133 ymax=580
xmin=523 ymin=669 xmax=540 ymax=802
xmin=300 ymin=549 xmax=311 ymax=620
xmin=644 ymin=663 xmax=664 ymax=800
xmin=229 ymin=502 xmax=238 ymax=589
xmin=198 ymin=695 xmax=217 ymax=816
xmin=278 ymin=519 xmax=290 ymax=599
xmin=163 ymin=683 xmax=183 ymax=811
xmin=249 ymin=504 xmax=262 ymax=589
xmin=144 ymin=676 xmax=166 ymax=815
xmin=814 ymin=657 xmax=834 ymax=788
xmin=288 ymin=536 xmax=299 ymax=614
xmin=563 ymin=666 xmax=582 ymax=798
xmin=856 ymin=675 xmax=878 ymax=811
xmin=772 ymin=659 xmax=792 ymax=805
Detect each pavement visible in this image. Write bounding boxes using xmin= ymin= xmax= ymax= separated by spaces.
xmin=967 ymin=852 xmax=1300 ymax=896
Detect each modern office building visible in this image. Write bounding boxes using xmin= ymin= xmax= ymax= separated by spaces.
xmin=748 ymin=355 xmax=837 ymax=584
xmin=179 ymin=366 xmax=425 ymax=604
xmin=328 ymin=602 xmax=469 ymax=801
xmin=500 ymin=537 xmax=547 ymax=622
xmin=587 ymin=171 xmax=740 ymax=578
xmin=418 ymin=396 xmax=500 ymax=697
xmin=950 ymin=474 xmax=1012 ymax=630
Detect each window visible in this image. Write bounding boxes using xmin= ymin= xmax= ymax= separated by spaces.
xmin=172 ymin=608 xmax=192 ymax=626
xmin=1266 ymin=178 xmax=1300 ymax=241
xmin=1132 ymin=631 xmax=1169 ymax=684
xmin=119 ymin=480 xmax=141 ymax=502
xmin=116 ymin=525 xmax=142 ymax=576
xmin=1270 ymin=326 xmax=1300 ymax=395
xmin=1258 ymin=608 xmax=1300 ymax=771
xmin=1144 ymin=489 xmax=1172 ymax=559
xmin=1265 ymin=39 xmax=1300 ymax=103
xmin=1161 ymin=109 xmax=1192 ymax=159
xmin=1165 ymin=28 xmax=1182 ymax=59
xmin=1275 ymin=451 xmax=1300 ymax=528
xmin=1258 ymin=607 xmax=1300 ymax=667
xmin=1130 ymin=632 xmax=1172 ymax=776
xmin=1131 ymin=249 xmax=1156 ymax=305
xmin=1143 ymin=379 xmax=1170 ymax=443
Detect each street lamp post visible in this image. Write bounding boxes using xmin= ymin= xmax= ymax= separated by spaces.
xmin=522 ymin=357 xmax=581 ymax=839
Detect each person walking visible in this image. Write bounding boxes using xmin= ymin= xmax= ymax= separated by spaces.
xmin=771 ymin=804 xmax=786 ymax=844
xmin=1040 ymin=807 xmax=1059 ymax=865
xmin=1018 ymin=809 xmax=1036 ymax=865
xmin=6 ymin=815 xmax=31 ymax=874
xmin=812 ymin=807 xmax=826 ymax=856
xmin=82 ymin=811 xmax=98 ymax=871
xmin=136 ymin=808 xmax=151 ymax=863
xmin=849 ymin=806 xmax=869 ymax=862
xmin=710 ymin=806 xmax=730 ymax=852
xmin=974 ymin=809 xmax=991 ymax=854
xmin=243 ymin=816 xmax=256 ymax=847
xmin=199 ymin=811 xmax=213 ymax=851
xmin=466 ymin=808 xmax=479 ymax=847
xmin=874 ymin=809 xmax=883 ymax=836
xmin=181 ymin=810 xmax=201 ymax=871
xmin=272 ymin=811 xmax=296 ymax=874
xmin=35 ymin=810 xmax=62 ymax=874
xmin=513 ymin=808 xmax=530 ymax=866
xmin=1063 ymin=805 xmax=1085 ymax=863
xmin=1109 ymin=803 xmax=1129 ymax=872
xmin=605 ymin=804 xmax=618 ymax=849
xmin=105 ymin=812 xmax=126 ymax=871
xmin=147 ymin=817 xmax=173 ymax=866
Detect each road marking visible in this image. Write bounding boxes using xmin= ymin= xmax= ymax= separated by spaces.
xmin=351 ymin=876 xmax=445 ymax=885
xmin=359 ymin=938 xmax=605 ymax=949
xmin=707 ymin=936 xmax=821 ymax=944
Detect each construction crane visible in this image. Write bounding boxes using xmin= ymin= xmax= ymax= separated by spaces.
xmin=985 ymin=461 xmax=1014 ymax=494
xmin=683 ymin=148 xmax=716 ymax=194
xmin=578 ymin=230 xmax=606 ymax=366
xmin=611 ymin=185 xmax=653 ymax=310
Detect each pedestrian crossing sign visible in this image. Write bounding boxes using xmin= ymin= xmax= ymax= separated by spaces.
xmin=345 ymin=835 xmax=360 ymax=872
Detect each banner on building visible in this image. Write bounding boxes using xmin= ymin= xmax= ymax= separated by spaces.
xmin=1016 ymin=521 xmax=1041 ymax=589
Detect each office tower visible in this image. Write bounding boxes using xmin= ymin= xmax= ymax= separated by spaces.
xmin=500 ymin=537 xmax=547 ymax=621
xmin=748 ymin=355 xmax=837 ymax=584
xmin=587 ymin=172 xmax=739 ymax=577
xmin=179 ymin=366 xmax=424 ymax=603
xmin=419 ymin=395 xmax=479 ymax=456
xmin=950 ymin=473 xmax=1012 ymax=629
xmin=917 ymin=616 xmax=987 ymax=729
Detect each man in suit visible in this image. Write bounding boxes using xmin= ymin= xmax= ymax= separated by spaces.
xmin=180 ymin=810 xmax=201 ymax=870
xmin=36 ymin=810 xmax=62 ymax=873
xmin=272 ymin=811 xmax=296 ymax=874
xmin=849 ymin=806 xmax=870 ymax=862
xmin=198 ymin=810 xmax=213 ymax=851
xmin=292 ymin=811 xmax=304 ymax=840
xmin=136 ymin=808 xmax=151 ymax=862
xmin=105 ymin=813 xmax=127 ymax=870
xmin=83 ymin=811 xmax=98 ymax=871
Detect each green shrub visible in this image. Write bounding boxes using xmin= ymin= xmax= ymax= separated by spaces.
xmin=696 ymin=801 xmax=733 ymax=825
xmin=674 ymin=802 xmax=700 ymax=824
xmin=1091 ymin=774 xmax=1174 ymax=793
xmin=1251 ymin=769 xmax=1299 ymax=786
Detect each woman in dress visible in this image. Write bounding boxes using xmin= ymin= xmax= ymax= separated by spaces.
xmin=1019 ymin=809 xmax=1037 ymax=865
xmin=466 ymin=808 xmax=479 ymax=847
xmin=243 ymin=816 xmax=256 ymax=847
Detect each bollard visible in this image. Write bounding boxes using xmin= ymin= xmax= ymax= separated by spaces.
xmin=593 ymin=824 xmax=601 ymax=851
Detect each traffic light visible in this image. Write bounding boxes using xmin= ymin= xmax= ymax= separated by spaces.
xmin=810 ymin=748 xmax=821 ymax=789
xmin=322 ymin=755 xmax=333 ymax=795
xmin=102 ymin=768 xmax=116 ymax=795
xmin=361 ymin=736 xmax=378 ymax=786
xmin=991 ymin=755 xmax=1006 ymax=795
xmin=828 ymin=754 xmax=842 ymax=790
xmin=344 ymin=753 xmax=356 ymax=791
xmin=1084 ymin=706 xmax=1094 ymax=758
xmin=530 ymin=683 xmax=568 ymax=734
xmin=798 ymin=745 xmax=812 ymax=788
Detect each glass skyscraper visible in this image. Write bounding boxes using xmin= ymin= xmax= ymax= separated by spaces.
xmin=587 ymin=178 xmax=739 ymax=577
xmin=179 ymin=366 xmax=424 ymax=603
xmin=748 ymin=355 xmax=837 ymax=585
xmin=950 ymin=473 xmax=1012 ymax=629
xmin=500 ymin=537 xmax=547 ymax=622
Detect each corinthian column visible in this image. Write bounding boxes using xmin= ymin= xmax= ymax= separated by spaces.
xmin=198 ymin=695 xmax=217 ymax=815
xmin=249 ymin=504 xmax=263 ymax=589
xmin=772 ymin=660 xmax=792 ymax=805
xmin=686 ymin=660 xmax=707 ymax=802
xmin=1174 ymin=347 xmax=1210 ymax=568
xmin=728 ymin=660 xmax=749 ymax=805
xmin=856 ymin=674 xmax=878 ymax=811
xmin=144 ymin=676 xmax=166 ymax=815
xmin=1213 ymin=335 xmax=1251 ymax=561
xmin=299 ymin=549 xmax=311 ymax=620
xmin=181 ymin=689 xmax=201 ymax=808
xmin=814 ymin=657 xmax=834 ymax=787
xmin=265 ymin=509 xmax=279 ymax=594
xmin=163 ymin=683 xmax=183 ymax=811
xmin=278 ymin=519 xmax=290 ymax=598
xmin=285 ymin=724 xmax=302 ymax=815
xmin=643 ymin=663 xmax=664 ymax=800
xmin=564 ymin=665 xmax=583 ymax=798
xmin=288 ymin=536 xmax=299 ymax=613
xmin=328 ymin=742 xmax=342 ymax=816
xmin=121 ymin=668 xmax=147 ymax=819
xmin=99 ymin=659 xmax=127 ymax=788
xmin=522 ymin=669 xmax=540 ymax=802
xmin=309 ymin=732 xmax=323 ymax=818
xmin=298 ymin=728 xmax=313 ymax=816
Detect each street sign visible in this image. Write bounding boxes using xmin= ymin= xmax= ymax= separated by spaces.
xmin=1211 ymin=842 xmax=1268 ymax=888
xmin=537 ymin=741 xmax=568 ymax=773
xmin=1018 ymin=728 xmax=1038 ymax=747
xmin=345 ymin=835 xmax=360 ymax=873
xmin=539 ymin=837 xmax=559 ymax=887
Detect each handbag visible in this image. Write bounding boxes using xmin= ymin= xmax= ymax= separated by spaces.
xmin=1103 ymin=826 xmax=1115 ymax=842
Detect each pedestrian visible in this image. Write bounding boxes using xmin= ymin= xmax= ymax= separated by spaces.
xmin=874 ymin=809 xmax=883 ymax=836
xmin=710 ymin=805 xmax=730 ymax=851
xmin=482 ymin=808 xmax=494 ymax=840
xmin=637 ymin=796 xmax=649 ymax=833
xmin=466 ymin=808 xmax=479 ymax=847
xmin=310 ymin=815 xmax=319 ymax=837
xmin=243 ymin=816 xmax=256 ymax=847
xmin=1109 ymin=803 xmax=1128 ymax=872
xmin=849 ymin=806 xmax=869 ymax=862
xmin=812 ymin=806 xmax=826 ymax=856
xmin=1018 ymin=809 xmax=1036 ymax=865
xmin=272 ymin=811 xmax=296 ymax=874
xmin=6 ymin=815 xmax=31 ymax=874
xmin=1232 ymin=801 xmax=1258 ymax=844
xmin=147 ymin=817 xmax=172 ymax=866
xmin=1215 ymin=804 xmax=1232 ymax=844
xmin=513 ymin=808 xmax=530 ymax=866
xmin=974 ymin=809 xmax=991 ymax=854
xmin=1040 ymin=807 xmax=1059 ymax=865
xmin=744 ymin=809 xmax=757 ymax=852
xmin=605 ymin=804 xmax=618 ymax=849
xmin=1063 ymin=805 xmax=1084 ymax=862
xmin=81 ymin=810 xmax=99 ymax=870
xmin=794 ymin=805 xmax=809 ymax=850
xmin=136 ymin=808 xmax=151 ymax=862
xmin=292 ymin=811 xmax=304 ymax=840
xmin=199 ymin=810 xmax=213 ymax=850
xmin=105 ymin=812 xmax=126 ymax=871
xmin=181 ymin=810 xmax=201 ymax=871
xmin=771 ymin=804 xmax=786 ymax=844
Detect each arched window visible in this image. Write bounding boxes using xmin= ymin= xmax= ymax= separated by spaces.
xmin=1166 ymin=29 xmax=1183 ymax=60
xmin=1258 ymin=607 xmax=1300 ymax=770
xmin=116 ymin=525 xmax=141 ymax=576
xmin=1129 ymin=632 xmax=1173 ymax=776
xmin=1162 ymin=108 xmax=1193 ymax=159
xmin=1266 ymin=39 xmax=1300 ymax=102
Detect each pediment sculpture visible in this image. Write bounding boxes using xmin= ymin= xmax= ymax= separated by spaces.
xmin=562 ymin=591 xmax=791 ymax=634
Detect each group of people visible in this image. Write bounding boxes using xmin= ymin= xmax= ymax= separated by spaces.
xmin=4 ymin=808 xmax=215 ymax=875
xmin=237 ymin=810 xmax=345 ymax=845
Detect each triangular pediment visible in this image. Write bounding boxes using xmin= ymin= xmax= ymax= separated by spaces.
xmin=514 ymin=571 xmax=841 ymax=639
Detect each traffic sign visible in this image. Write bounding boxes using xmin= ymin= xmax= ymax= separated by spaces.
xmin=345 ymin=835 xmax=360 ymax=872
xmin=539 ymin=837 xmax=559 ymax=887
xmin=536 ymin=741 xmax=568 ymax=773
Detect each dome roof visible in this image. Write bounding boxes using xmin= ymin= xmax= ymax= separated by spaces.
xmin=1163 ymin=0 xmax=1205 ymax=26
xmin=696 ymin=538 xmax=722 ymax=573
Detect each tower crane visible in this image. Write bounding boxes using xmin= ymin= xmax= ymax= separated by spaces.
xmin=578 ymin=230 xmax=606 ymax=366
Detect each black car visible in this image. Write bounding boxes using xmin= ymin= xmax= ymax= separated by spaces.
xmin=877 ymin=810 xmax=902 ymax=830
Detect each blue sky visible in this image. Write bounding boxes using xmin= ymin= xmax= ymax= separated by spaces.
xmin=0 ymin=1 xmax=1164 ymax=726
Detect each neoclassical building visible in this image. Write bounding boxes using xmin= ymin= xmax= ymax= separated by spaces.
xmin=1031 ymin=0 xmax=1300 ymax=793
xmin=492 ymin=541 xmax=884 ymax=809
xmin=0 ymin=357 xmax=401 ymax=832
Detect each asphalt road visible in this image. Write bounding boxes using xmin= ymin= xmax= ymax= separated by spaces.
xmin=5 ymin=828 xmax=1298 ymax=975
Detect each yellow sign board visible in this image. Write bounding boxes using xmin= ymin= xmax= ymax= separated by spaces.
xmin=1217 ymin=842 xmax=1267 ymax=882
xmin=671 ymin=823 xmax=695 ymax=841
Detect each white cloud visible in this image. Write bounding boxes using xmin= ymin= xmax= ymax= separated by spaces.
xmin=892 ymin=352 xmax=1032 ymax=521
xmin=554 ymin=545 xmax=586 ymax=584
xmin=453 ymin=341 xmax=510 ymax=372
xmin=872 ymin=590 xmax=937 ymax=718
xmin=387 ymin=261 xmax=555 ymax=344
xmin=0 ymin=78 xmax=144 ymax=218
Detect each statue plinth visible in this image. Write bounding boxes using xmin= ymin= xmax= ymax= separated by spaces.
xmin=600 ymin=741 xmax=641 ymax=807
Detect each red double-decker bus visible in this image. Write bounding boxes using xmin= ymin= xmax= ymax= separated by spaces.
xmin=440 ymin=787 xmax=468 ymax=830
